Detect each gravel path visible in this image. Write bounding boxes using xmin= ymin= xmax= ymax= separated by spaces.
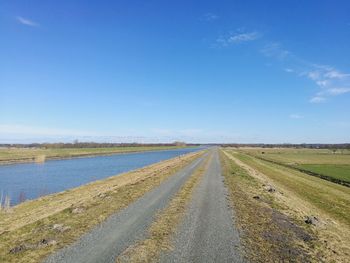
xmin=43 ymin=153 xmax=207 ymax=263
xmin=160 ymin=148 xmax=243 ymax=263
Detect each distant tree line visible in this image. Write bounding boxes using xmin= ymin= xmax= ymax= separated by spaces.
xmin=219 ymin=143 xmax=350 ymax=149
xmin=0 ymin=142 xmax=196 ymax=149
xmin=1 ymin=142 xmax=349 ymax=149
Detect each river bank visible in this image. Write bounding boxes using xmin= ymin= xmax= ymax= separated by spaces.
xmin=0 ymin=150 xmax=205 ymax=262
xmin=0 ymin=146 xmax=191 ymax=166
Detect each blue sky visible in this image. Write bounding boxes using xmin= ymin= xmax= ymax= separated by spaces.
xmin=1 ymin=0 xmax=350 ymax=143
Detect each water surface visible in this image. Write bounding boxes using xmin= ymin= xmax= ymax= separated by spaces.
xmin=0 ymin=148 xmax=201 ymax=206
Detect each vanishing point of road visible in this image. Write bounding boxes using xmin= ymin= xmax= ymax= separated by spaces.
xmin=44 ymin=148 xmax=243 ymax=263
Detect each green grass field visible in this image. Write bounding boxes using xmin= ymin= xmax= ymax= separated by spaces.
xmin=296 ymin=164 xmax=350 ymax=182
xmin=237 ymin=147 xmax=350 ymax=183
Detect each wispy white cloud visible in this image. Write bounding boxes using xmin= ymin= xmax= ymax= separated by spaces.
xmin=306 ymin=70 xmax=321 ymax=81
xmin=310 ymin=96 xmax=326 ymax=103
xmin=229 ymin=32 xmax=260 ymax=43
xmin=215 ymin=27 xmax=350 ymax=104
xmin=316 ymin=80 xmax=329 ymax=87
xmin=301 ymin=66 xmax=350 ymax=102
xmin=324 ymin=70 xmax=350 ymax=79
xmin=260 ymin=42 xmax=290 ymax=60
xmin=289 ymin=114 xmax=303 ymax=119
xmin=217 ymin=31 xmax=260 ymax=46
xmin=202 ymin=13 xmax=219 ymax=21
xmin=16 ymin=16 xmax=39 ymax=27
xmin=326 ymin=87 xmax=350 ymax=95
xmin=258 ymin=41 xmax=350 ymax=103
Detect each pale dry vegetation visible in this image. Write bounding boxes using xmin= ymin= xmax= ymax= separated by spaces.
xmin=221 ymin=150 xmax=315 ymax=262
xmin=223 ymin=149 xmax=350 ymax=262
xmin=0 ymin=151 xmax=204 ymax=263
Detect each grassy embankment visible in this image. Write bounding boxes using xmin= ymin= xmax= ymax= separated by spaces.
xmin=220 ymin=150 xmax=314 ymax=262
xmin=238 ymin=147 xmax=350 ymax=185
xmin=0 ymin=146 xmax=188 ymax=165
xmin=0 ymin=150 xmax=205 ymax=263
xmin=117 ymin=152 xmax=211 ymax=262
xmin=223 ymin=149 xmax=350 ymax=262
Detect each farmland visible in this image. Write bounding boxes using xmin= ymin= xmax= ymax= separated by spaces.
xmin=237 ymin=147 xmax=350 ymax=184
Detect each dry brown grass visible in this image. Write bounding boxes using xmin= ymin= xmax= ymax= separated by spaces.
xmin=116 ymin=153 xmax=211 ymax=263
xmin=220 ymin=150 xmax=316 ymax=262
xmin=34 ymin=155 xmax=46 ymax=163
xmin=0 ymin=151 xmax=205 ymax=263
xmin=223 ymin=149 xmax=350 ymax=262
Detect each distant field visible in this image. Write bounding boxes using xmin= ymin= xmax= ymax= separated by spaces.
xmin=238 ymin=147 xmax=350 ymax=164
xmin=0 ymin=146 xmax=186 ymax=164
xmin=237 ymin=147 xmax=350 ymax=184
xmin=297 ymin=164 xmax=350 ymax=182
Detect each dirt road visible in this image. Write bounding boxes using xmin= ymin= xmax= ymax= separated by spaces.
xmin=160 ymin=148 xmax=243 ymax=262
xmin=44 ymin=153 xmax=207 ymax=263
xmin=44 ymin=148 xmax=243 ymax=263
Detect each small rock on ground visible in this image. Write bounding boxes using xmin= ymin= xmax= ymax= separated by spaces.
xmin=305 ymin=216 xmax=319 ymax=226
xmin=265 ymin=185 xmax=276 ymax=192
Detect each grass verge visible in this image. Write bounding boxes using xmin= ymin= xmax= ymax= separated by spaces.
xmin=116 ymin=152 xmax=211 ymax=262
xmin=233 ymin=151 xmax=350 ymax=226
xmin=220 ymin=150 xmax=317 ymax=262
xmin=0 ymin=151 xmax=205 ymax=263
xmin=225 ymin=149 xmax=350 ymax=262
